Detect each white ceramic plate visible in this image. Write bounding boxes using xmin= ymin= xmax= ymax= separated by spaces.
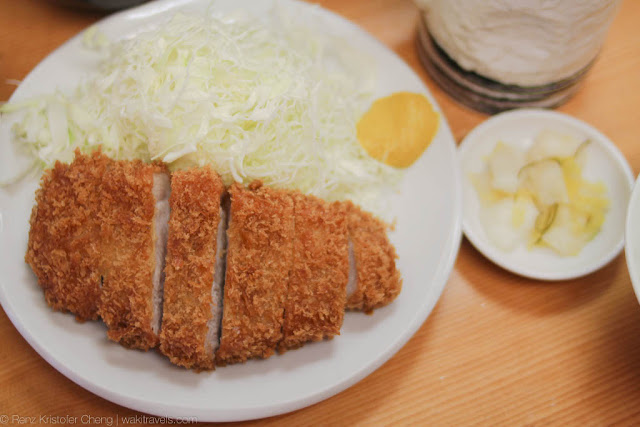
xmin=459 ymin=109 xmax=633 ymax=281
xmin=625 ymin=175 xmax=640 ymax=303
xmin=0 ymin=0 xmax=462 ymax=422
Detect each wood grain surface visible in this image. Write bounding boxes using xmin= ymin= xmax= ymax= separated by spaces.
xmin=2 ymin=0 xmax=640 ymax=425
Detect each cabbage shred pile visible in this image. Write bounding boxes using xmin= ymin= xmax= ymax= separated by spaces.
xmin=1 ymin=11 xmax=401 ymax=212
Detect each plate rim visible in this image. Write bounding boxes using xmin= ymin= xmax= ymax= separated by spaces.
xmin=625 ymin=175 xmax=640 ymax=304
xmin=0 ymin=0 xmax=463 ymax=421
xmin=459 ymin=108 xmax=634 ymax=281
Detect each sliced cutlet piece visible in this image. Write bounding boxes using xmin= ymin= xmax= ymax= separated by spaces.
xmin=278 ymin=194 xmax=349 ymax=352
xmin=159 ymin=167 xmax=227 ymax=370
xmin=98 ymin=159 xmax=170 ymax=350
xmin=216 ymin=181 xmax=294 ymax=365
xmin=344 ymin=201 xmax=402 ymax=312
xmin=25 ymin=149 xmax=110 ymax=321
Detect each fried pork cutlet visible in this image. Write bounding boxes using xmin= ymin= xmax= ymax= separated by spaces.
xmin=159 ymin=167 xmax=226 ymax=370
xmin=216 ymin=181 xmax=294 ymax=365
xmin=344 ymin=201 xmax=402 ymax=312
xmin=25 ymin=149 xmax=109 ymax=321
xmin=26 ymin=151 xmax=405 ymax=366
xmin=98 ymin=160 xmax=170 ymax=350
xmin=278 ymin=194 xmax=349 ymax=352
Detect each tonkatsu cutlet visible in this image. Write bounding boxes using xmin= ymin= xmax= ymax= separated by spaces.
xmin=278 ymin=194 xmax=349 ymax=352
xmin=216 ymin=181 xmax=294 ymax=365
xmin=26 ymin=153 xmax=405 ymax=369
xmin=159 ymin=167 xmax=226 ymax=370
xmin=25 ymin=149 xmax=109 ymax=321
xmin=344 ymin=201 xmax=402 ymax=312
xmin=98 ymin=159 xmax=170 ymax=350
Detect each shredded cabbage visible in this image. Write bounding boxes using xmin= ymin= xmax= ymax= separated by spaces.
xmin=1 ymin=9 xmax=402 ymax=213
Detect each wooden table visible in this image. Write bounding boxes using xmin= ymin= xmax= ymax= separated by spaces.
xmin=2 ymin=0 xmax=640 ymax=425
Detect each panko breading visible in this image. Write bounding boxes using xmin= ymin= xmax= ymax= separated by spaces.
xmin=26 ymin=152 xmax=405 ymax=367
xmin=98 ymin=160 xmax=169 ymax=350
xmin=278 ymin=194 xmax=349 ymax=352
xmin=216 ymin=181 xmax=294 ymax=365
xmin=159 ymin=167 xmax=225 ymax=370
xmin=344 ymin=201 xmax=402 ymax=312
xmin=25 ymin=149 xmax=109 ymax=321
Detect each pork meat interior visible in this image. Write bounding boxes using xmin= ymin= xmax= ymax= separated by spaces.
xmin=98 ymin=160 xmax=170 ymax=350
xmin=215 ymin=182 xmax=294 ymax=365
xmin=159 ymin=167 xmax=226 ymax=370
xmin=344 ymin=201 xmax=402 ymax=312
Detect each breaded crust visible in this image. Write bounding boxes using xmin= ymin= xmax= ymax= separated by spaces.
xmin=159 ymin=167 xmax=224 ymax=370
xmin=98 ymin=159 xmax=167 ymax=350
xmin=25 ymin=149 xmax=109 ymax=321
xmin=216 ymin=181 xmax=294 ymax=365
xmin=344 ymin=201 xmax=402 ymax=312
xmin=278 ymin=194 xmax=349 ymax=352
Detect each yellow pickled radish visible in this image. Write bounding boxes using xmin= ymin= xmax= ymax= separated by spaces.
xmin=356 ymin=92 xmax=439 ymax=168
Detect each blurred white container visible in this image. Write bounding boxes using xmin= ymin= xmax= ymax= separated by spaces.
xmin=415 ymin=0 xmax=621 ymax=113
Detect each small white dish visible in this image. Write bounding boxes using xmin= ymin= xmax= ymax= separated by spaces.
xmin=625 ymin=176 xmax=640 ymax=302
xmin=459 ymin=109 xmax=634 ymax=280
